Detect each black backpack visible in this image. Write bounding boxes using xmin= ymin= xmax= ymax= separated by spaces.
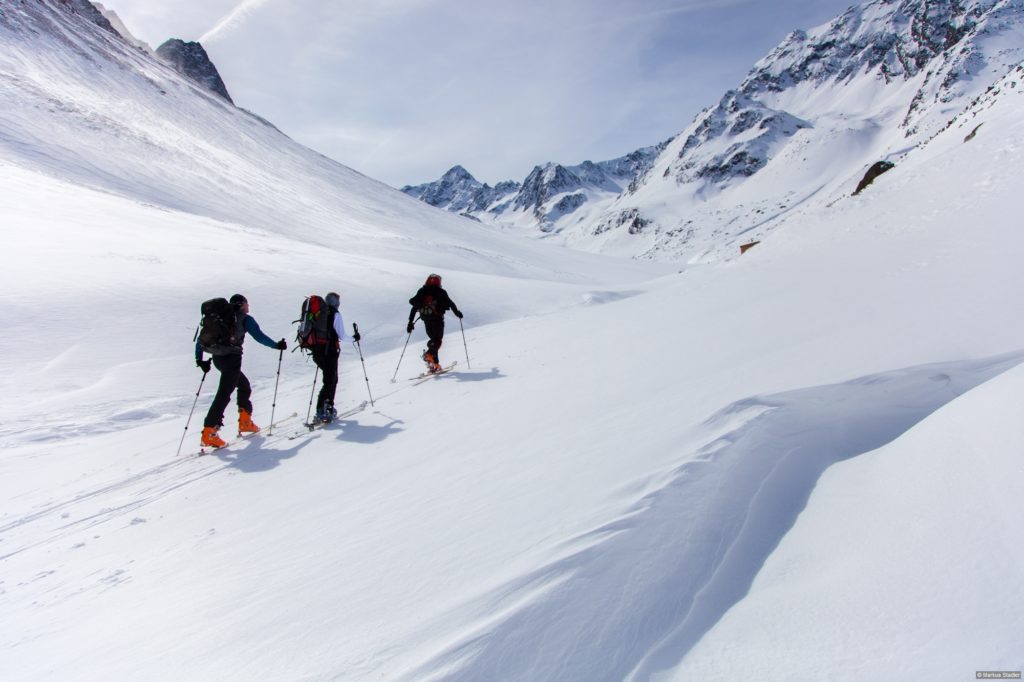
xmin=195 ymin=297 xmax=239 ymax=351
xmin=296 ymin=295 xmax=334 ymax=349
xmin=418 ymin=293 xmax=443 ymax=320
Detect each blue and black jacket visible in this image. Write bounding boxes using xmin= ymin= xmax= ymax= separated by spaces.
xmin=196 ymin=314 xmax=278 ymax=362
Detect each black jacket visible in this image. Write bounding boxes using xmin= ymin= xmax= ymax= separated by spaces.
xmin=408 ymin=285 xmax=459 ymax=322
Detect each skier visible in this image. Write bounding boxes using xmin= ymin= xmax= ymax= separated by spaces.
xmin=310 ymin=291 xmax=359 ymax=424
xmin=407 ymin=274 xmax=463 ymax=373
xmin=195 ymin=294 xmax=287 ymax=448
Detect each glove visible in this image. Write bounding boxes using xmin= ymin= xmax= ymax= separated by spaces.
xmin=454 ymin=310 xmax=464 ymax=319
xmin=276 ymin=339 xmax=287 ymax=351
xmin=197 ymin=359 xmax=211 ymax=374
xmin=353 ymin=331 xmax=361 ymax=343
xmin=407 ymin=322 xmax=415 ymax=334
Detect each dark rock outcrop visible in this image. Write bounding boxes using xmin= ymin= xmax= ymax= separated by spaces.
xmin=56 ymin=0 xmax=120 ymax=36
xmin=593 ymin=208 xmax=651 ymax=236
xmin=156 ymin=39 xmax=233 ymax=103
xmin=853 ymin=161 xmax=895 ymax=195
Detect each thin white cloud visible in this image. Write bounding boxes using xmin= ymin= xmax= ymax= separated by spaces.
xmin=568 ymin=0 xmax=750 ymax=35
xmin=129 ymin=0 xmax=859 ymax=186
xmin=200 ymin=0 xmax=274 ymax=43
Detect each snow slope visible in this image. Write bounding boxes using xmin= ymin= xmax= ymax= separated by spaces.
xmin=3 ymin=1 xmax=1024 ymax=680
xmin=0 ymin=0 xmax=665 ymax=448
xmin=0 ymin=0 xmax=660 ymax=276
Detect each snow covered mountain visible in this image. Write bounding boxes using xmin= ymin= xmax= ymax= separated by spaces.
xmin=405 ymin=0 xmax=1024 ymax=263
xmin=3 ymin=0 xmax=1024 ymax=680
xmin=401 ymin=144 xmax=665 ymax=231
xmin=609 ymin=0 xmax=1024 ymax=262
xmin=400 ymin=165 xmax=519 ymax=218
xmin=0 ymin=0 xmax=654 ymax=280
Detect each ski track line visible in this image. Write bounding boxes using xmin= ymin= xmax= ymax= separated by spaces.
xmin=0 ymin=415 xmax=296 ymax=540
xmin=0 ymin=370 xmax=463 ymax=561
xmin=0 ymin=463 xmax=226 ymax=562
xmin=0 ymin=455 xmax=196 ymax=536
xmin=0 ymin=420 xmax=302 ymax=559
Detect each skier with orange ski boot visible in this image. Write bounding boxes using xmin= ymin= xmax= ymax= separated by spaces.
xmin=194 ymin=293 xmax=287 ymax=448
xmin=407 ymin=273 xmax=463 ymax=374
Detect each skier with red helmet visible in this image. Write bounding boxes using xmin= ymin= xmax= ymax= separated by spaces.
xmin=407 ymin=274 xmax=463 ymax=373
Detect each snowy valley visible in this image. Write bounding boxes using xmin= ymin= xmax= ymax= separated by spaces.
xmin=1 ymin=0 xmax=1023 ymax=680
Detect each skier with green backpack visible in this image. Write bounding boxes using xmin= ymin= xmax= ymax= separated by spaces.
xmin=296 ymin=292 xmax=359 ymax=424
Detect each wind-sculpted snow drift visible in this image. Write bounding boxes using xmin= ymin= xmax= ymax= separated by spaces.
xmin=399 ymin=352 xmax=1024 ymax=681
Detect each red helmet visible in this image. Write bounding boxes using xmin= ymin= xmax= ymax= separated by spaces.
xmin=425 ymin=274 xmax=442 ymax=286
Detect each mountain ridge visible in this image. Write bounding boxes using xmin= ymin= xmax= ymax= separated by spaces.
xmin=402 ymin=0 xmax=1024 ymax=263
xmin=400 ymin=142 xmax=666 ymax=229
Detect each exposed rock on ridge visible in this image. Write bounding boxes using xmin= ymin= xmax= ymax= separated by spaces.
xmin=155 ymin=39 xmax=233 ymax=104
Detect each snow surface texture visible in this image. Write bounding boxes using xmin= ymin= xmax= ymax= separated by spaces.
xmin=2 ymin=0 xmax=1024 ymax=680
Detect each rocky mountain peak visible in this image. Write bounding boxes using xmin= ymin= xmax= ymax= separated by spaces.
xmin=155 ymin=39 xmax=233 ymax=104
xmin=404 ymin=141 xmax=666 ymax=228
xmin=741 ymin=0 xmax=1014 ymax=96
xmin=401 ymin=166 xmax=520 ymax=215
xmin=441 ymin=165 xmax=475 ymax=182
xmin=513 ymin=163 xmax=583 ymax=213
xmin=644 ymin=0 xmax=1022 ymax=193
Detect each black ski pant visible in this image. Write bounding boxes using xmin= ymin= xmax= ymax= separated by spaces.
xmin=204 ymin=353 xmax=252 ymax=428
xmin=312 ymin=345 xmax=339 ymax=412
xmin=424 ymin=318 xmax=445 ymax=363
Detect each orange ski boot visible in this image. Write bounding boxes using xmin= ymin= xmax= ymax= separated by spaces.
xmin=238 ymin=409 xmax=260 ymax=434
xmin=423 ymin=351 xmax=440 ymax=373
xmin=201 ymin=426 xmax=226 ymax=448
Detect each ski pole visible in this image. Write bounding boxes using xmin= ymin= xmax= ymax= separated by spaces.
xmin=305 ymin=365 xmax=319 ymax=425
xmin=268 ymin=348 xmax=284 ymax=435
xmin=391 ymin=317 xmax=418 ymax=383
xmin=458 ymin=316 xmax=471 ymax=369
xmin=176 ymin=371 xmax=207 ymax=457
xmin=352 ymin=323 xmax=375 ymax=406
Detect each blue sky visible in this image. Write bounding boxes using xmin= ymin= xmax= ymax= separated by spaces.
xmin=103 ymin=0 xmax=856 ymax=187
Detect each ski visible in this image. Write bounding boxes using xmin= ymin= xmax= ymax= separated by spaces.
xmin=247 ymin=411 xmax=299 ymax=439
xmin=410 ymin=361 xmax=457 ymax=383
xmin=263 ymin=411 xmax=300 ymax=436
xmin=288 ymin=401 xmax=369 ymax=440
xmin=195 ymin=412 xmax=298 ymax=456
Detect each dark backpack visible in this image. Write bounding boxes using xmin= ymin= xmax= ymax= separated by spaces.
xmin=196 ymin=297 xmax=239 ymax=350
xmin=418 ymin=293 xmax=442 ymax=320
xmin=296 ymin=295 xmax=334 ymax=349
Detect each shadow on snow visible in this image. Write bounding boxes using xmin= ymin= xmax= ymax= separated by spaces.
xmin=399 ymin=350 xmax=1024 ymax=682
